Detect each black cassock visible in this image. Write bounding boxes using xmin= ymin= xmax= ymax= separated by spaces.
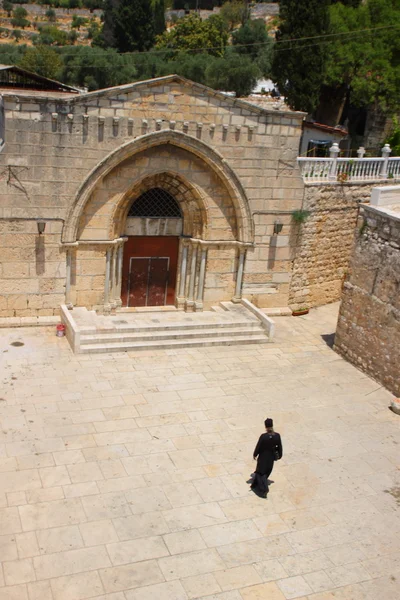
xmin=252 ymin=432 xmax=283 ymax=494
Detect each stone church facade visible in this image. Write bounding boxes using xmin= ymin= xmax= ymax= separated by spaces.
xmin=0 ymin=74 xmax=306 ymax=317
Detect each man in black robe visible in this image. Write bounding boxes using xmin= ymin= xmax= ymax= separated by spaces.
xmin=251 ymin=418 xmax=283 ymax=497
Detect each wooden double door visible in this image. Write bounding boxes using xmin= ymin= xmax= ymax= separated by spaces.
xmin=121 ymin=236 xmax=179 ymax=307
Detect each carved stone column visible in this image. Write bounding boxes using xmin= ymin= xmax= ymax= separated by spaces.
xmin=110 ymin=246 xmax=118 ymax=314
xmin=185 ymin=241 xmax=198 ymax=312
xmin=232 ymin=247 xmax=246 ymax=303
xmin=195 ymin=245 xmax=207 ymax=311
xmin=176 ymin=240 xmax=189 ymax=308
xmin=65 ymin=248 xmax=73 ymax=309
xmin=115 ymin=243 xmax=124 ymax=308
xmin=103 ymin=248 xmax=112 ymax=314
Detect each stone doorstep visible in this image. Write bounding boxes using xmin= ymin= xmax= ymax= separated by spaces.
xmin=61 ymin=302 xmax=271 ymax=354
xmin=80 ymin=334 xmax=270 ymax=354
xmin=78 ymin=320 xmax=261 ymax=335
xmin=79 ymin=324 xmax=264 ymax=345
xmin=0 ymin=316 xmax=60 ymax=328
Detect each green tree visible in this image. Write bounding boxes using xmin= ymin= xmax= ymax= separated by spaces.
xmin=318 ymin=0 xmax=400 ymax=125
xmin=206 ymin=50 xmax=260 ymax=96
xmin=87 ymin=18 xmax=101 ymax=41
xmin=68 ymin=29 xmax=78 ymax=43
xmin=100 ymin=0 xmax=155 ymax=52
xmin=45 ymin=7 xmax=57 ymax=21
xmin=152 ymin=0 xmax=165 ymax=35
xmin=385 ymin=118 xmax=400 ymax=156
xmin=34 ymin=25 xmax=68 ymax=45
xmin=156 ymin=51 xmax=213 ymax=85
xmin=71 ymin=14 xmax=87 ymax=29
xmin=3 ymin=1 xmax=14 ymax=17
xmin=19 ymin=44 xmax=62 ymax=78
xmin=155 ymin=14 xmax=228 ymax=57
xmin=0 ymin=42 xmax=25 ymax=64
xmin=271 ymin=0 xmax=330 ymax=113
xmin=220 ymin=1 xmax=247 ymax=32
xmin=11 ymin=6 xmax=30 ymax=29
xmin=332 ymin=0 xmax=361 ymax=5
xmin=59 ymin=45 xmax=137 ymax=90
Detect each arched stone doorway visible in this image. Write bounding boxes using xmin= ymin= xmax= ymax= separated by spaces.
xmin=121 ymin=187 xmax=183 ymax=308
xmin=62 ymin=132 xmax=254 ymax=314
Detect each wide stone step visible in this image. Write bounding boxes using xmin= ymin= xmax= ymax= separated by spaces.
xmin=78 ymin=319 xmax=260 ymax=335
xmin=80 ymin=324 xmax=265 ymax=345
xmin=79 ymin=333 xmax=270 ymax=354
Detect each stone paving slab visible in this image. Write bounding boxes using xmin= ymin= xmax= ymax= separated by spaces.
xmin=0 ymin=303 xmax=399 ymax=600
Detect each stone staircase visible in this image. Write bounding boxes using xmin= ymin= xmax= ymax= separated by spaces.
xmin=61 ymin=302 xmax=273 ymax=354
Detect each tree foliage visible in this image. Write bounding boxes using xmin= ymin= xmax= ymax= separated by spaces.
xmin=34 ymin=25 xmax=69 ymax=45
xmin=45 ymin=8 xmax=57 ymax=22
xmin=3 ymin=1 xmax=14 ymax=17
xmin=152 ymin=0 xmax=165 ymax=35
xmin=219 ymin=1 xmax=247 ymax=32
xmin=11 ymin=6 xmax=30 ymax=28
xmin=324 ymin=0 xmax=400 ymax=113
xmin=155 ymin=14 xmax=228 ymax=57
xmin=19 ymin=44 xmax=62 ymax=79
xmin=58 ymin=45 xmax=137 ymax=90
xmin=232 ymin=18 xmax=273 ymax=77
xmin=100 ymin=0 xmax=155 ymax=52
xmin=206 ymin=49 xmax=260 ymax=96
xmin=271 ymin=0 xmax=330 ymax=113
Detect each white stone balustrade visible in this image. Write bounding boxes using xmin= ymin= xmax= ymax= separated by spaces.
xmin=298 ymin=143 xmax=400 ymax=183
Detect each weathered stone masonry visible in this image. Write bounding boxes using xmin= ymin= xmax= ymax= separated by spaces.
xmin=288 ymin=183 xmax=379 ymax=310
xmin=335 ymin=205 xmax=400 ymax=397
xmin=0 ymin=75 xmax=306 ymax=316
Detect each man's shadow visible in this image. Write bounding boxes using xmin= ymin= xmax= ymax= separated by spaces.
xmin=246 ymin=475 xmax=274 ymax=498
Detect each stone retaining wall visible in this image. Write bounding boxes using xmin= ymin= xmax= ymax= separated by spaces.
xmin=334 ymin=205 xmax=400 ymax=397
xmin=288 ymin=183 xmax=390 ymax=310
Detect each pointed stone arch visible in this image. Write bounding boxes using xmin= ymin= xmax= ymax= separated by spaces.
xmin=63 ymin=130 xmax=254 ymax=244
xmin=110 ymin=171 xmax=208 ymax=240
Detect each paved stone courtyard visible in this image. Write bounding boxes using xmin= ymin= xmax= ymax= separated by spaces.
xmin=0 ymin=303 xmax=399 ymax=600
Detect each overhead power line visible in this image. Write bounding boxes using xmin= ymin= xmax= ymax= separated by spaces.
xmin=24 ymin=23 xmax=400 ymax=60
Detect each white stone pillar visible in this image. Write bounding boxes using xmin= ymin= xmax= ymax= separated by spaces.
xmin=104 ymin=248 xmax=112 ymax=314
xmin=176 ymin=241 xmax=189 ymax=308
xmin=65 ymin=249 xmax=72 ymax=309
xmin=380 ymin=143 xmax=391 ymax=178
xmin=232 ymin=247 xmax=246 ymax=303
xmin=357 ymin=146 xmax=366 ymax=158
xmin=329 ymin=142 xmax=340 ymax=180
xmin=195 ymin=246 xmax=207 ymax=311
xmin=185 ymin=241 xmax=198 ymax=312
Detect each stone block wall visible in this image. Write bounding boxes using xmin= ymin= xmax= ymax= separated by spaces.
xmin=288 ymin=183 xmax=390 ymax=310
xmin=0 ymin=219 xmax=65 ymax=317
xmin=334 ymin=205 xmax=400 ymax=397
xmin=0 ymin=76 xmax=305 ymax=316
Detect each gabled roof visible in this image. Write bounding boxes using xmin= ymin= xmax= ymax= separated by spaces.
xmin=0 ymin=65 xmax=80 ymax=94
xmin=304 ymin=121 xmax=348 ymax=136
xmin=70 ymin=74 xmax=305 ymax=120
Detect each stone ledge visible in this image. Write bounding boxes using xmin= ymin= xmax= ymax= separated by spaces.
xmin=0 ymin=316 xmax=60 ymax=328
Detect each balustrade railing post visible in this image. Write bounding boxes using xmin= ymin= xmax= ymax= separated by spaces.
xmin=329 ymin=143 xmax=340 ymax=180
xmin=380 ymin=143 xmax=391 ymax=179
xmin=357 ymin=147 xmax=365 ymax=158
